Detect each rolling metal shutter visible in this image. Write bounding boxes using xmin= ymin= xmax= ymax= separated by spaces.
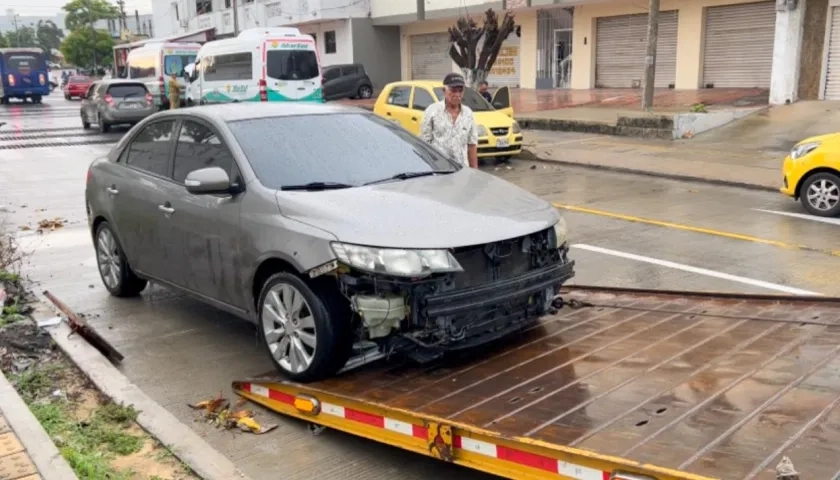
xmin=824 ymin=7 xmax=840 ymax=99
xmin=410 ymin=33 xmax=452 ymax=81
xmin=702 ymin=1 xmax=775 ymax=88
xmin=595 ymin=11 xmax=679 ymax=89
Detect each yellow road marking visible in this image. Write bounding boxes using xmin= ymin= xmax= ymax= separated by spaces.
xmin=553 ymin=203 xmax=840 ymax=257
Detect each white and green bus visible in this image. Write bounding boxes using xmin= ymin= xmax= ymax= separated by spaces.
xmin=186 ymin=27 xmax=324 ymax=104
xmin=125 ymin=42 xmax=200 ymax=109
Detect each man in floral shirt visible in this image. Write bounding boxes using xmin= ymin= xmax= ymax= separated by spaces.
xmin=420 ymin=73 xmax=479 ymax=168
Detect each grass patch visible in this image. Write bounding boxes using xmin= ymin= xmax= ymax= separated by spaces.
xmin=1 ymin=327 xmax=198 ymax=480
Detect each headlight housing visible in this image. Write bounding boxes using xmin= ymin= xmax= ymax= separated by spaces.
xmin=511 ymin=121 xmax=521 ymax=134
xmin=331 ymin=242 xmax=463 ymax=278
xmin=476 ymin=125 xmax=488 ymax=137
xmin=553 ymin=217 xmax=568 ymax=247
xmin=790 ymin=142 xmax=820 ymax=160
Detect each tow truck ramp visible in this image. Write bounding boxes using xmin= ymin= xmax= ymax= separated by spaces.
xmin=233 ymin=286 xmax=840 ymax=480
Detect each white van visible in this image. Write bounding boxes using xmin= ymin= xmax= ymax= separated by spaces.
xmin=126 ymin=42 xmax=200 ymax=109
xmin=187 ymin=27 xmax=323 ymax=104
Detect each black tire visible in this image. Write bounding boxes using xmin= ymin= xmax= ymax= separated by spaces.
xmin=800 ymin=172 xmax=840 ymax=217
xmin=33 ymin=95 xmax=42 ymax=104
xmin=65 ymin=94 xmax=71 ymax=100
xmin=94 ymin=221 xmax=147 ymax=297
xmin=357 ymin=84 xmax=373 ymax=99
xmin=98 ymin=115 xmax=110 ymax=133
xmin=81 ymin=114 xmax=90 ymax=129
xmin=256 ymin=272 xmax=352 ymax=382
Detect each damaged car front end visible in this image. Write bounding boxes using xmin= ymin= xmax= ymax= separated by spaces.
xmin=329 ymin=218 xmax=575 ymax=368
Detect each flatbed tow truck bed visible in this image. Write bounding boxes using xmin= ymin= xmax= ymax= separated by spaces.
xmin=233 ymin=286 xmax=840 ymax=480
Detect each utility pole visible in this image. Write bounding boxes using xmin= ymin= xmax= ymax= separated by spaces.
xmin=87 ymin=0 xmax=98 ymax=74
xmin=233 ymin=0 xmax=239 ymax=36
xmin=641 ymin=0 xmax=660 ymax=110
xmin=116 ymin=0 xmax=126 ymax=30
xmin=134 ymin=9 xmax=140 ymax=35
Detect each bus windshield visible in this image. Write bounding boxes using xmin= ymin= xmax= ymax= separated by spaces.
xmin=2 ymin=52 xmax=45 ymax=75
xmin=164 ymin=54 xmax=197 ymax=77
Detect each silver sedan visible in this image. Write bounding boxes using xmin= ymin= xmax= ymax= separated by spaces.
xmin=84 ymin=103 xmax=574 ymax=382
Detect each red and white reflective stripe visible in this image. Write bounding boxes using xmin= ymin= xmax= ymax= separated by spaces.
xmin=241 ymin=383 xmax=611 ymax=479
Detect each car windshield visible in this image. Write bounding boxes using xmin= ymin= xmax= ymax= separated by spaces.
xmin=432 ymin=87 xmax=493 ymax=112
xmin=227 ymin=113 xmax=461 ymax=190
xmin=164 ymin=54 xmax=196 ymax=76
xmin=107 ymin=84 xmax=147 ymax=97
xmin=266 ymin=50 xmax=319 ymax=81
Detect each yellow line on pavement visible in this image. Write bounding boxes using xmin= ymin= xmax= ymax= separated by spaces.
xmin=553 ymin=203 xmax=840 ymax=257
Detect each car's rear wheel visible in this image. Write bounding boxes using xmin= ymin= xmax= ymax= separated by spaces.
xmin=800 ymin=172 xmax=840 ymax=217
xmin=65 ymin=94 xmax=71 ymax=100
xmin=257 ymin=273 xmax=351 ymax=382
xmin=357 ymin=85 xmax=373 ymax=99
xmin=81 ymin=113 xmax=90 ymax=129
xmin=98 ymin=114 xmax=110 ymax=133
xmin=94 ymin=221 xmax=147 ymax=297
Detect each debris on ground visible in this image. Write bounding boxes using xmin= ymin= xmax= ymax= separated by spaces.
xmin=43 ymin=290 xmax=124 ymax=363
xmin=189 ymin=394 xmax=278 ymax=435
xmin=36 ymin=217 xmax=68 ymax=233
xmin=0 ymin=320 xmax=201 ymax=479
xmin=1 ymin=271 xmax=34 ymax=327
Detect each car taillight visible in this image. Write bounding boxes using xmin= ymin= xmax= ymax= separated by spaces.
xmin=38 ymin=73 xmax=45 ymax=85
xmin=104 ymin=94 xmax=114 ymax=105
xmin=259 ymin=79 xmax=267 ymax=102
xmin=7 ymin=74 xmax=14 ymax=87
xmin=145 ymin=93 xmax=153 ymax=104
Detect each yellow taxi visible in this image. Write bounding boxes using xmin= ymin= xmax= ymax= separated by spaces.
xmin=781 ymin=133 xmax=840 ymax=217
xmin=372 ymin=80 xmax=522 ymax=160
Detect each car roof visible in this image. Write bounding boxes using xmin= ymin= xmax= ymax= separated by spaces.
xmin=156 ymin=102 xmax=371 ymax=123
xmin=95 ymin=79 xmax=147 ymax=85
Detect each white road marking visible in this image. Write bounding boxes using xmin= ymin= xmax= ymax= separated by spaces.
xmin=572 ymin=244 xmax=822 ymax=296
xmin=753 ymin=208 xmax=840 ymax=226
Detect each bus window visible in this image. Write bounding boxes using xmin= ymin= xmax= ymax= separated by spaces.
xmin=164 ymin=54 xmax=197 ymax=77
xmin=3 ymin=52 xmax=45 ymax=75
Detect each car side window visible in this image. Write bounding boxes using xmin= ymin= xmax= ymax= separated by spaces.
xmin=340 ymin=66 xmax=357 ymax=77
xmin=96 ymin=83 xmax=107 ymax=97
xmin=85 ymin=83 xmax=97 ymax=98
xmin=172 ymin=120 xmax=235 ymax=184
xmin=411 ymin=88 xmax=435 ymax=111
xmin=323 ymin=68 xmax=340 ymax=81
xmin=123 ymin=120 xmax=175 ymax=177
xmin=386 ymin=86 xmax=410 ymax=108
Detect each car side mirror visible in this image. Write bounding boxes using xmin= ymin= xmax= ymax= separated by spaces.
xmin=492 ymin=101 xmax=504 ymax=109
xmin=184 ymin=167 xmax=231 ymax=194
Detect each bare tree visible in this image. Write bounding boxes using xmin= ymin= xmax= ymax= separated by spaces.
xmin=448 ymin=8 xmax=516 ymax=88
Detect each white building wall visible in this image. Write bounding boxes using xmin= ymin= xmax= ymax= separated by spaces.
xmin=370 ymin=0 xmax=415 ymax=18
xmin=770 ymin=0 xmax=807 ymax=105
xmin=151 ymin=0 xmax=182 ymax=37
xmin=297 ymin=20 xmax=355 ymax=66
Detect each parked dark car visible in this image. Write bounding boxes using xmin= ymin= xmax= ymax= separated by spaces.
xmin=322 ymin=63 xmax=373 ymax=101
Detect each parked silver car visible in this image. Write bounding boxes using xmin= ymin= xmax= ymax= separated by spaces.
xmin=84 ymin=103 xmax=575 ymax=382
xmin=80 ymin=79 xmax=156 ymax=133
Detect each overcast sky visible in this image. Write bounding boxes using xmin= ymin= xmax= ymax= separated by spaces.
xmin=5 ymin=0 xmax=153 ymax=18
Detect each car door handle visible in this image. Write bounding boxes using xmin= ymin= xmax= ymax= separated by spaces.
xmin=386 ymin=112 xmax=392 ymax=116
xmin=106 ymin=186 xmax=118 ymax=195
xmin=158 ymin=204 xmax=175 ymax=215
xmin=411 ymin=117 xmax=418 ymax=121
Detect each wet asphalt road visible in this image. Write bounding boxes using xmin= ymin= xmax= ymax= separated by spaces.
xmin=2 ymin=97 xmax=839 ymax=480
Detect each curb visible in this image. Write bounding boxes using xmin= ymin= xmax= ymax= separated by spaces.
xmin=519 ymin=148 xmax=779 ymax=193
xmin=0 ymin=366 xmax=79 ymax=479
xmin=30 ymin=301 xmax=254 ymax=480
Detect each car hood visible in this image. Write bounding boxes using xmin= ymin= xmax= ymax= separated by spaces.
xmin=276 ymin=168 xmax=560 ymax=249
xmin=474 ymin=110 xmax=516 ymax=128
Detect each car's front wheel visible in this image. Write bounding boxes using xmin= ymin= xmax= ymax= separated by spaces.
xmin=357 ymin=85 xmax=373 ymax=99
xmin=94 ymin=221 xmax=147 ymax=297
xmin=257 ymin=273 xmax=350 ymax=382
xmin=800 ymin=172 xmax=840 ymax=217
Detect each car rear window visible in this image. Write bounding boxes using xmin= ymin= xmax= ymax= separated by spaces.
xmin=70 ymin=76 xmax=90 ymax=83
xmin=266 ymin=50 xmax=319 ymax=81
xmin=226 ymin=113 xmax=459 ymax=190
xmin=107 ymin=84 xmax=148 ymax=97
xmin=5 ymin=55 xmax=39 ymax=73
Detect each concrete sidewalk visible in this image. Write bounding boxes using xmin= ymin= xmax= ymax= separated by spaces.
xmin=0 ymin=370 xmax=78 ymax=480
xmin=520 ymin=129 xmax=783 ymax=191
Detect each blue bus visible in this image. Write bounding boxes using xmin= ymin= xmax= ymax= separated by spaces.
xmin=0 ymin=48 xmax=50 ymax=104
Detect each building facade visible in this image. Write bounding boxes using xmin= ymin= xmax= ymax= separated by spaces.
xmin=151 ymin=0 xmax=835 ymax=104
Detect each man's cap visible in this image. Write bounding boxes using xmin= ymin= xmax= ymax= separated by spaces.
xmin=443 ymin=73 xmax=466 ymax=87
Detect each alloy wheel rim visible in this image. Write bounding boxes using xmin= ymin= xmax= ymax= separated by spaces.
xmin=262 ymin=283 xmax=317 ymax=374
xmin=361 ymin=86 xmax=372 ymax=98
xmin=806 ymin=179 xmax=840 ymax=211
xmin=96 ymin=229 xmax=121 ymax=289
